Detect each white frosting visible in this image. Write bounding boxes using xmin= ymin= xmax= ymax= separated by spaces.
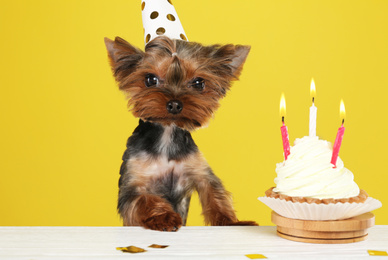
xmin=273 ymin=136 xmax=360 ymax=199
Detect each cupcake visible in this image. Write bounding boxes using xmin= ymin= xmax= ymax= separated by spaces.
xmin=259 ymin=136 xmax=382 ymax=221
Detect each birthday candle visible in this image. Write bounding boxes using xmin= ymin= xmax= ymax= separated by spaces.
xmin=309 ymin=78 xmax=317 ymax=137
xmin=280 ymin=93 xmax=290 ymax=160
xmin=331 ymin=100 xmax=346 ymax=167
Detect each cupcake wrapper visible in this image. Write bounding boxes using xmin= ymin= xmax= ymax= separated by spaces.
xmin=258 ymin=196 xmax=382 ymax=220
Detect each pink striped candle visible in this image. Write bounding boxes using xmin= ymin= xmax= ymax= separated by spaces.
xmin=280 ymin=93 xmax=290 ymax=160
xmin=331 ymin=100 xmax=346 ymax=167
xmin=281 ymin=122 xmax=291 ymax=160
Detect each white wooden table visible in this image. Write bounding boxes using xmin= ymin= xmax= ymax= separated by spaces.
xmin=0 ymin=226 xmax=387 ymax=259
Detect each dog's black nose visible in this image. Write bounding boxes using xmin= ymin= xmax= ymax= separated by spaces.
xmin=166 ymin=100 xmax=183 ymax=114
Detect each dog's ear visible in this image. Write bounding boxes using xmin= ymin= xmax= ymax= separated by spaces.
xmin=104 ymin=37 xmax=144 ymax=81
xmin=211 ymin=44 xmax=251 ymax=80
xmin=229 ymin=45 xmax=250 ymax=78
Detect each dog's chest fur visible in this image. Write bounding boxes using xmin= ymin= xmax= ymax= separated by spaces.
xmin=119 ymin=120 xmax=203 ymax=214
xmin=123 ymin=120 xmax=198 ymax=161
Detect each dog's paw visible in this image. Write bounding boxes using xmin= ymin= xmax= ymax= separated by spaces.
xmin=143 ymin=211 xmax=183 ymax=232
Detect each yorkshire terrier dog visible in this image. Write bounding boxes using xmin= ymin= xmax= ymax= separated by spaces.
xmin=105 ymin=35 xmax=257 ymax=231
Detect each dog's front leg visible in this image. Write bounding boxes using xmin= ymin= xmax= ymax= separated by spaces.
xmin=122 ymin=194 xmax=183 ymax=231
xmin=196 ymin=171 xmax=237 ymax=225
xmin=194 ymin=161 xmax=258 ymax=226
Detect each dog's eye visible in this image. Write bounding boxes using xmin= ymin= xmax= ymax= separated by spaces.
xmin=190 ymin=77 xmax=205 ymax=91
xmin=145 ymin=74 xmax=159 ymax=87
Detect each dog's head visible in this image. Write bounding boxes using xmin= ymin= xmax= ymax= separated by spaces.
xmin=105 ymin=36 xmax=250 ymax=131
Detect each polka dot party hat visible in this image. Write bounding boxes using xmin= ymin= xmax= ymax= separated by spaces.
xmin=142 ymin=0 xmax=188 ymax=45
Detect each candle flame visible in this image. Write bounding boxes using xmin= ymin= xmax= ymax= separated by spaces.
xmin=340 ymin=99 xmax=346 ymax=124
xmin=280 ymin=93 xmax=286 ymax=120
xmin=310 ymin=78 xmax=316 ymax=102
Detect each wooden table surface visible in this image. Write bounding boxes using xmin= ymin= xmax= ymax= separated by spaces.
xmin=0 ymin=226 xmax=387 ymax=259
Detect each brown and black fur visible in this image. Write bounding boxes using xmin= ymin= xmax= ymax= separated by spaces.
xmin=105 ymin=36 xmax=257 ymax=231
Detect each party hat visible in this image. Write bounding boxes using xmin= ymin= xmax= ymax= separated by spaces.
xmin=141 ymin=0 xmax=188 ymax=45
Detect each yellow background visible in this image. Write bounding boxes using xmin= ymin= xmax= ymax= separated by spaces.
xmin=0 ymin=0 xmax=387 ymax=226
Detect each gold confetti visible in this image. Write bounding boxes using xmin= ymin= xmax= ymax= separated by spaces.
xmin=116 ymin=245 xmax=146 ymax=253
xmin=368 ymin=250 xmax=388 ymax=256
xmin=245 ymin=254 xmax=267 ymax=259
xmin=149 ymin=244 xmax=169 ymax=249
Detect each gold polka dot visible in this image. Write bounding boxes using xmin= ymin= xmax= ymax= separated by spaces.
xmin=145 ymin=34 xmax=151 ymax=43
xmin=166 ymin=14 xmax=176 ymax=21
xmin=156 ymin=27 xmax=166 ymax=35
xmin=180 ymin=33 xmax=187 ymax=41
xmin=150 ymin=11 xmax=159 ymax=19
xmin=167 ymin=0 xmax=173 ymax=5
xmin=141 ymin=1 xmax=145 ymax=11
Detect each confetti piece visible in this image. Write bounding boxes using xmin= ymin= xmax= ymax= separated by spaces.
xmin=149 ymin=244 xmax=169 ymax=248
xmin=245 ymin=254 xmax=267 ymax=259
xmin=116 ymin=245 xmax=146 ymax=253
xmin=368 ymin=250 xmax=388 ymax=256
